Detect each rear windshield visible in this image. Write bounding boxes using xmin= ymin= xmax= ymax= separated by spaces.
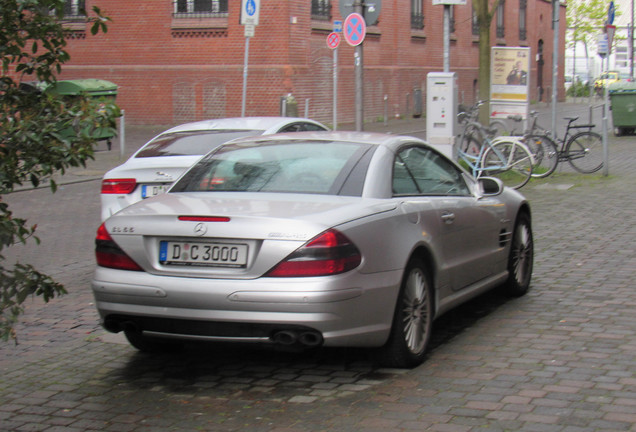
xmin=171 ymin=140 xmax=373 ymax=196
xmin=135 ymin=130 xmax=264 ymax=157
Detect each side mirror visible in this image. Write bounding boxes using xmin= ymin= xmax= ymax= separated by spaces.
xmin=478 ymin=177 xmax=504 ymax=196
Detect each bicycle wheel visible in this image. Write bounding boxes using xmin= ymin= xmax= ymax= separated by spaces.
xmin=566 ymin=131 xmax=603 ymax=173
xmin=524 ymin=134 xmax=559 ymax=178
xmin=481 ymin=140 xmax=533 ymax=189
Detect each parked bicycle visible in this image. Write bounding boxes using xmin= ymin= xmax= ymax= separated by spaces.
xmin=456 ymin=120 xmax=535 ymax=189
xmin=509 ymin=111 xmax=603 ymax=178
xmin=457 ymin=101 xmax=509 ymax=155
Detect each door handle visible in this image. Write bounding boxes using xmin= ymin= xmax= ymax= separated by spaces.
xmin=441 ymin=211 xmax=455 ymax=224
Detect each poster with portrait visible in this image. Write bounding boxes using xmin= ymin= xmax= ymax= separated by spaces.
xmin=490 ymin=47 xmax=530 ymax=119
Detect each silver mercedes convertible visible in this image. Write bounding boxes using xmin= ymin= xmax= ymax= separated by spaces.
xmin=92 ymin=131 xmax=533 ymax=368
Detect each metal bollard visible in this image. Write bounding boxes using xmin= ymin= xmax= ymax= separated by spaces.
xmin=119 ymin=109 xmax=125 ymax=160
xmin=383 ymin=95 xmax=388 ymax=126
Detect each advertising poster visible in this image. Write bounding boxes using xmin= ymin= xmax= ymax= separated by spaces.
xmin=490 ymin=47 xmax=530 ymax=119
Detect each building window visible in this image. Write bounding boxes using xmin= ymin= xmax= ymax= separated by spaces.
xmin=519 ymin=0 xmax=527 ymax=40
xmin=63 ymin=0 xmax=85 ymax=18
xmin=496 ymin=0 xmax=505 ymax=38
xmin=449 ymin=5 xmax=455 ymax=33
xmin=411 ymin=0 xmax=424 ymax=30
xmin=173 ymin=0 xmax=228 ymax=17
xmin=311 ymin=0 xmax=331 ymax=21
xmin=472 ymin=9 xmax=479 ymax=36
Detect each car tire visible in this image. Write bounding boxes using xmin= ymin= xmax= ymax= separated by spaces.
xmin=124 ymin=329 xmax=183 ymax=353
xmin=376 ymin=258 xmax=433 ymax=368
xmin=501 ymin=212 xmax=533 ymax=297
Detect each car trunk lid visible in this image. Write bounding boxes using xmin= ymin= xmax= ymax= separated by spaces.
xmin=104 ymin=192 xmax=396 ymax=278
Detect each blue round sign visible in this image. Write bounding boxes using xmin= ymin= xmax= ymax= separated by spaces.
xmin=246 ymin=0 xmax=256 ymax=16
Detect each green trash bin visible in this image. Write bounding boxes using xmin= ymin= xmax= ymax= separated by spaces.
xmin=608 ymin=81 xmax=636 ymax=136
xmin=47 ymin=79 xmax=119 ymax=149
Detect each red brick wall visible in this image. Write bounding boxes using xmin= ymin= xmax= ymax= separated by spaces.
xmin=55 ymin=0 xmax=565 ymax=125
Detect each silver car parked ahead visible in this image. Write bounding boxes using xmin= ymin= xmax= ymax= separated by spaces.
xmin=92 ymin=131 xmax=533 ymax=368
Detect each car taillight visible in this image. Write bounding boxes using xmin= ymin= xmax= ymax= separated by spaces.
xmin=101 ymin=178 xmax=137 ymax=194
xmin=95 ymin=223 xmax=143 ymax=271
xmin=265 ymin=229 xmax=361 ymax=277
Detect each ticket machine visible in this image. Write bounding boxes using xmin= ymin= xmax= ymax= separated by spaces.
xmin=426 ymin=72 xmax=458 ymax=158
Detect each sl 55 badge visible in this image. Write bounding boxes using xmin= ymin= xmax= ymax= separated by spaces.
xmin=111 ymin=226 xmax=135 ymax=233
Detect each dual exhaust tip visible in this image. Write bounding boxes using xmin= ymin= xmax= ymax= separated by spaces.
xmin=105 ymin=319 xmax=323 ymax=348
xmin=271 ymin=330 xmax=323 ymax=347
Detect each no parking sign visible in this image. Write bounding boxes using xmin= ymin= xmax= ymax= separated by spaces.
xmin=326 ymin=32 xmax=341 ymax=49
xmin=343 ymin=13 xmax=366 ymax=47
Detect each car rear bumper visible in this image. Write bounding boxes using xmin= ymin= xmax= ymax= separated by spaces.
xmin=91 ymin=266 xmax=402 ymax=347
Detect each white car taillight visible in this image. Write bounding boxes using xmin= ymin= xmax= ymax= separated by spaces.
xmin=101 ymin=178 xmax=137 ymax=194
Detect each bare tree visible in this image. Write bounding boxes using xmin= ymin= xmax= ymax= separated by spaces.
xmin=472 ymin=0 xmax=501 ymax=123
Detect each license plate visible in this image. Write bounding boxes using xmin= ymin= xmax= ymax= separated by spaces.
xmin=141 ymin=184 xmax=170 ymax=198
xmin=159 ymin=241 xmax=248 ymax=268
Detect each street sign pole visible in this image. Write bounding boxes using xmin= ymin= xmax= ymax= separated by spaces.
xmin=354 ymin=1 xmax=364 ymax=131
xmin=432 ymin=1 xmax=468 ymax=74
xmin=341 ymin=0 xmax=376 ymax=131
xmin=240 ymin=0 xmax=260 ymax=117
xmin=603 ymin=3 xmax=616 ymax=176
xmin=241 ymin=35 xmax=250 ymax=117
xmin=327 ymin=31 xmax=341 ymax=130
xmin=443 ymin=5 xmax=450 ymax=72
xmin=551 ymin=0 xmax=559 ymax=139
xmin=333 ymin=46 xmax=338 ymax=130
xmin=333 ymin=23 xmax=341 ymax=130
xmin=630 ymin=23 xmax=635 ymax=79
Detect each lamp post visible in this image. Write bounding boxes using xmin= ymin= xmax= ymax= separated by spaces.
xmin=551 ymin=0 xmax=559 ymax=138
xmin=631 ymin=0 xmax=634 ymax=78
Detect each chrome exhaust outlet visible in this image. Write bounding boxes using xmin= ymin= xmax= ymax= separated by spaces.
xmin=272 ymin=330 xmax=298 ymax=345
xmin=298 ymin=331 xmax=323 ymax=347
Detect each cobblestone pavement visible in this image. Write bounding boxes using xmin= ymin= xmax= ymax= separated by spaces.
xmin=1 ymin=103 xmax=636 ymax=431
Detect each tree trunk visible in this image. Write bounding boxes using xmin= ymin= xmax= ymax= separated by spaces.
xmin=473 ymin=0 xmax=497 ymax=125
xmin=478 ymin=20 xmax=491 ymax=124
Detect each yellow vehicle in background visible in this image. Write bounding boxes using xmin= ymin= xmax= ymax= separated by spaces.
xmin=594 ymin=71 xmax=621 ymax=96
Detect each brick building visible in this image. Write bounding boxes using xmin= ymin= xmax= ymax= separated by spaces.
xmin=59 ymin=0 xmax=566 ymax=125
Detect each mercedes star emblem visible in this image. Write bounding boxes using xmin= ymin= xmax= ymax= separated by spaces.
xmin=194 ymin=223 xmax=207 ymax=236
